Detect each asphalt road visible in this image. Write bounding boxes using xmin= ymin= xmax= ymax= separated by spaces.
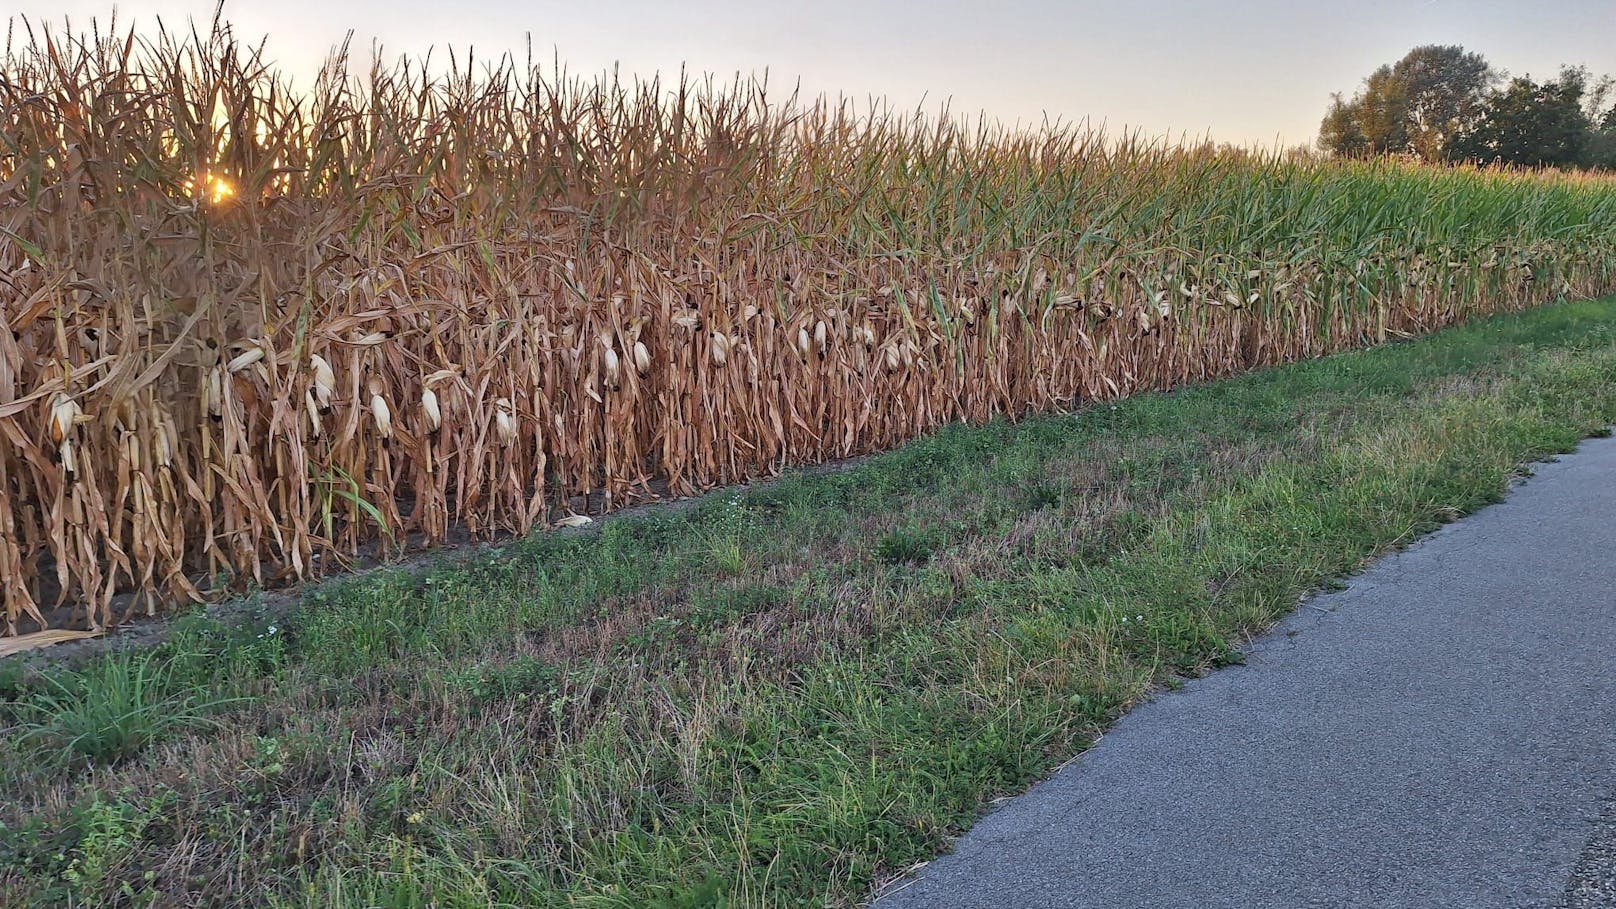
xmin=876 ymin=436 xmax=1616 ymax=909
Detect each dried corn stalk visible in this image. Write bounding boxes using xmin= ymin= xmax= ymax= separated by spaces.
xmin=1 ymin=17 xmax=1615 ymax=632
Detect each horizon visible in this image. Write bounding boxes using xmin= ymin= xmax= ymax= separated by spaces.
xmin=15 ymin=0 xmax=1616 ymax=149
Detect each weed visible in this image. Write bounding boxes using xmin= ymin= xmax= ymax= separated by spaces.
xmin=444 ymin=656 xmax=561 ymax=707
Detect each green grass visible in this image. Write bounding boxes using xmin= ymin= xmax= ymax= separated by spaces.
xmin=7 ymin=297 xmax=1616 ymax=907
xmin=10 ymin=650 xmax=239 ymax=769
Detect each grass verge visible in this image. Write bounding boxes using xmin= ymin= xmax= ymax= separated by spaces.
xmin=6 ymin=297 xmax=1616 ymax=908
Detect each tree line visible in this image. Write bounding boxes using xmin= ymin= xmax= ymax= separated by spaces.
xmin=1320 ymin=45 xmax=1616 ymax=169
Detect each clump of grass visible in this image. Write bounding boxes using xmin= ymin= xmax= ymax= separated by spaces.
xmin=876 ymin=525 xmax=942 ymax=565
xmin=442 ymin=654 xmax=560 ymax=707
xmin=3 ymin=13 xmax=1616 ymax=632
xmin=11 ymin=650 xmax=238 ymax=767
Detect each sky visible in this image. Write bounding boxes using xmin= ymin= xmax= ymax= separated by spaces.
xmin=18 ymin=0 xmax=1616 ymax=148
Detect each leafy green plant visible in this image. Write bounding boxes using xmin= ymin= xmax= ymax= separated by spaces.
xmin=1018 ymin=479 xmax=1066 ymax=512
xmin=702 ymin=492 xmax=755 ymax=576
xmin=60 ymin=795 xmax=164 ymax=904
xmin=315 ymin=466 xmax=394 ymax=544
xmin=443 ymin=654 xmax=560 ymax=707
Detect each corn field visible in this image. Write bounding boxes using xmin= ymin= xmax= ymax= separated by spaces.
xmin=3 ymin=16 xmax=1616 ymax=634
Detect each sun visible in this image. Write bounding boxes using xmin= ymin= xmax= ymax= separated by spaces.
xmin=187 ymin=173 xmax=236 ymax=204
xmin=207 ymin=175 xmax=236 ymax=203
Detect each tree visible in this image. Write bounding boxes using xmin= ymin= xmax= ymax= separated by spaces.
xmin=1318 ymin=93 xmax=1368 ymax=157
xmin=1579 ymin=70 xmax=1616 ymax=169
xmin=1451 ymin=68 xmax=1593 ymax=168
xmin=1319 ymin=45 xmax=1493 ymax=161
xmin=1393 ymin=45 xmax=1494 ymax=160
xmin=1589 ymin=115 xmax=1616 ymax=170
xmin=1357 ymin=64 xmax=1411 ymax=154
